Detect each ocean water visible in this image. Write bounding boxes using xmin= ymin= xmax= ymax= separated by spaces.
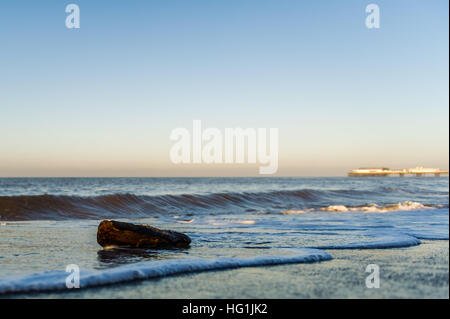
xmin=0 ymin=177 xmax=448 ymax=296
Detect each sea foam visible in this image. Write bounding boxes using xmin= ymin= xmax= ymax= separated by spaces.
xmin=312 ymin=232 xmax=421 ymax=249
xmin=0 ymin=248 xmax=331 ymax=295
xmin=320 ymin=201 xmax=433 ymax=213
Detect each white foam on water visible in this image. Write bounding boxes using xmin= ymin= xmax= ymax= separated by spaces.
xmin=236 ymin=220 xmax=256 ymax=225
xmin=211 ymin=222 xmax=229 ymax=226
xmin=0 ymin=248 xmax=331 ymax=295
xmin=408 ymin=233 xmax=449 ymax=240
xmin=320 ymin=201 xmax=433 ymax=213
xmin=175 ymin=218 xmax=195 ymax=224
xmin=313 ymin=232 xmax=421 ymax=249
xmin=281 ymin=209 xmax=314 ymax=215
xmin=321 ymin=205 xmax=349 ymax=212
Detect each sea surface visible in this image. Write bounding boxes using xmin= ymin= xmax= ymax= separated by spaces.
xmin=0 ymin=177 xmax=448 ymax=297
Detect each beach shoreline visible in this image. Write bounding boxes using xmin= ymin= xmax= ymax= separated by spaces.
xmin=0 ymin=177 xmax=447 ymax=299
xmin=5 ymin=240 xmax=448 ymax=299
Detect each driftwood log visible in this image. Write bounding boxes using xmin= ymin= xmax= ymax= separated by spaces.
xmin=97 ymin=220 xmax=191 ymax=248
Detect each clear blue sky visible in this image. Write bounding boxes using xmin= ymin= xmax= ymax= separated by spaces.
xmin=0 ymin=0 xmax=448 ymax=176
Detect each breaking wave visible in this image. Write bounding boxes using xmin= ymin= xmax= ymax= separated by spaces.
xmin=0 ymin=188 xmax=444 ymax=221
xmin=319 ymin=201 xmax=434 ymax=213
xmin=280 ymin=201 xmax=438 ymax=214
xmin=0 ymin=189 xmax=359 ymax=220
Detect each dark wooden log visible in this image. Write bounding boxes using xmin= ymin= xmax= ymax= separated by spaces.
xmin=97 ymin=220 xmax=191 ymax=248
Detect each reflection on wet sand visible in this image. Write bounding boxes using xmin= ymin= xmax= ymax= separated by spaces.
xmin=96 ymin=247 xmax=188 ymax=268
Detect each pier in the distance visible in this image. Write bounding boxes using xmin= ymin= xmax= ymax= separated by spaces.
xmin=348 ymin=167 xmax=449 ymax=177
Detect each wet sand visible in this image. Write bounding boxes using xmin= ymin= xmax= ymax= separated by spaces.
xmin=11 ymin=240 xmax=448 ymax=299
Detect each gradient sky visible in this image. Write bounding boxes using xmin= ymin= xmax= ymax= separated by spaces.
xmin=0 ymin=0 xmax=448 ymax=177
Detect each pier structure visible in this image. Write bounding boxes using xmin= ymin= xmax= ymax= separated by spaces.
xmin=348 ymin=167 xmax=449 ymax=177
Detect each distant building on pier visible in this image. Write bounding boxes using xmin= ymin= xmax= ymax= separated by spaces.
xmin=348 ymin=167 xmax=448 ymax=177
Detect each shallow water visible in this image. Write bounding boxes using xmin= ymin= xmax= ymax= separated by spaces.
xmin=0 ymin=177 xmax=448 ymax=296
